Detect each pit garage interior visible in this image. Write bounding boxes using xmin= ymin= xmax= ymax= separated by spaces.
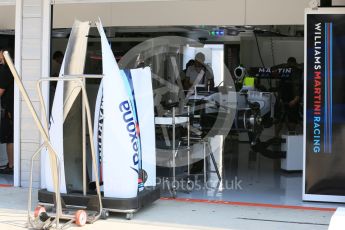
xmin=49 ymin=20 xmax=322 ymax=208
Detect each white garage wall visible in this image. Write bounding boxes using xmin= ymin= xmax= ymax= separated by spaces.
xmin=52 ymin=0 xmax=314 ymax=28
xmin=0 ymin=5 xmax=15 ymax=29
xmin=15 ymin=0 xmax=51 ymax=188
xmin=52 ymin=0 xmax=246 ymax=28
xmin=333 ymin=0 xmax=345 ymax=5
xmin=245 ymin=0 xmax=311 ymax=25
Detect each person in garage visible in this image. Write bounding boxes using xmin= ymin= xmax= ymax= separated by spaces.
xmin=180 ymin=59 xmax=195 ymax=91
xmin=186 ymin=52 xmax=215 ymax=91
xmin=0 ymin=48 xmax=14 ymax=175
xmin=51 ymin=51 xmax=63 ymax=77
xmin=273 ymin=57 xmax=303 ymax=136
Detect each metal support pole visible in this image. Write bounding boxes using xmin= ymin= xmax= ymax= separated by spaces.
xmin=27 ymin=144 xmax=46 ymax=227
xmin=203 ymin=140 xmax=207 ymax=185
xmin=79 ymin=80 xmax=103 ymax=219
xmin=172 ymin=107 xmax=176 ymax=194
xmin=187 ymin=106 xmax=190 ymax=178
xmin=208 ymin=142 xmax=221 ymax=181
xmin=82 ymin=77 xmax=87 ymax=196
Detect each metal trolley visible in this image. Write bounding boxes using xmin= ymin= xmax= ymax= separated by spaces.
xmin=33 ymin=74 xmax=159 ymax=220
xmin=4 ymin=52 xmax=103 ymax=229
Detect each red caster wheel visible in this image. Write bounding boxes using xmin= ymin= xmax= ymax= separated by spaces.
xmin=75 ymin=210 xmax=87 ymax=226
xmin=34 ymin=206 xmax=46 ymax=218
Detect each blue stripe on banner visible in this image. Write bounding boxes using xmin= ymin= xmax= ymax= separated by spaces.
xmin=121 ymin=70 xmax=143 ymax=169
xmin=324 ymin=23 xmax=328 ymax=153
xmin=121 ymin=69 xmax=144 ymax=189
xmin=330 ymin=23 xmax=333 ymax=153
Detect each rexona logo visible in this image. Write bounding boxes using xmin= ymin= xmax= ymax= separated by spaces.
xmin=119 ymin=100 xmax=140 ymax=167
xmin=119 ymin=100 xmax=146 ymax=190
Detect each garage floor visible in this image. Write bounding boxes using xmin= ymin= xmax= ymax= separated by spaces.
xmin=159 ymin=134 xmax=340 ymax=210
xmin=0 ymin=144 xmax=12 ymax=185
xmin=0 ymin=174 xmax=12 ymax=185
xmin=0 ymin=187 xmax=334 ymax=230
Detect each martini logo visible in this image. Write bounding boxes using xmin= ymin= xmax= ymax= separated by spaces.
xmin=313 ymin=22 xmax=322 ymax=153
xmin=311 ymin=22 xmax=333 ymax=154
xmin=249 ymin=67 xmax=294 ymax=78
xmin=258 ymin=67 xmax=292 ymax=76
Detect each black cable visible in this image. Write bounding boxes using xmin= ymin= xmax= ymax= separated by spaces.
xmin=215 ymin=80 xmax=223 ymax=88
xmin=254 ymin=31 xmax=265 ymax=68
xmin=270 ymin=37 xmax=275 ymax=66
xmin=268 ymin=37 xmax=275 ymax=89
xmin=254 ymin=30 xmax=266 ymax=88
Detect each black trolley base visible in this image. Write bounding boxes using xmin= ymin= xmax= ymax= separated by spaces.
xmin=38 ymin=187 xmax=160 ymax=220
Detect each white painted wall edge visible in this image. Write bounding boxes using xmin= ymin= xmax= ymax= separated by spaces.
xmin=41 ymin=0 xmax=52 ymax=189
xmin=14 ymin=0 xmax=22 ymax=187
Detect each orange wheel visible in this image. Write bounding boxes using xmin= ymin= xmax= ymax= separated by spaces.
xmin=75 ymin=210 xmax=87 ymax=226
xmin=34 ymin=206 xmax=46 ymax=218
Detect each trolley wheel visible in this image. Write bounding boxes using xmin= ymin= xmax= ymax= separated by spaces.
xmin=75 ymin=210 xmax=87 ymax=226
xmin=100 ymin=209 xmax=109 ymax=220
xmin=172 ymin=190 xmax=177 ymax=199
xmin=126 ymin=213 xmax=133 ymax=220
xmin=187 ymin=180 xmax=193 ymax=192
xmin=34 ymin=205 xmax=46 ymax=218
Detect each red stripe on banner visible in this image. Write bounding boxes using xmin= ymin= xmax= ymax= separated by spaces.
xmin=327 ymin=24 xmax=331 ymax=152
xmin=100 ymin=163 xmax=103 ymax=182
xmin=160 ymin=198 xmax=336 ymax=212
xmin=0 ymin=184 xmax=12 ymax=188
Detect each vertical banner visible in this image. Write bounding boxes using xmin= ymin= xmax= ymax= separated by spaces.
xmin=93 ymin=68 xmax=156 ymax=193
xmin=304 ymin=9 xmax=345 ymax=202
xmin=96 ymin=20 xmax=139 ymax=198
xmin=131 ymin=68 xmax=156 ymax=187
